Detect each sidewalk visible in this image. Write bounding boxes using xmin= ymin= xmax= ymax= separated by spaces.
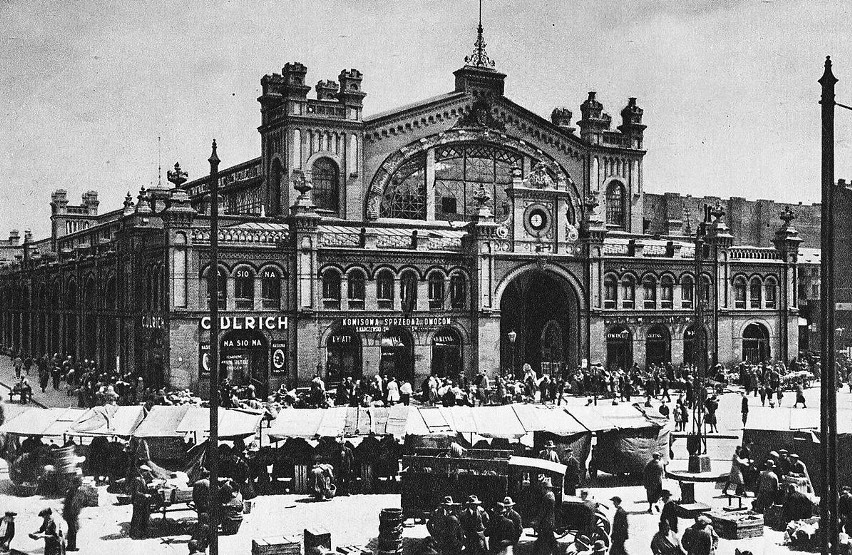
xmin=0 ymin=355 xmax=77 ymax=409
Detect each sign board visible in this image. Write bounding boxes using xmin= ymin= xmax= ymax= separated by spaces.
xmin=200 ymin=342 xmax=210 ymax=377
xmin=141 ymin=315 xmax=166 ymax=330
xmin=271 ymin=340 xmax=288 ymax=374
xmin=836 ymin=303 xmax=852 ymax=311
xmin=341 ymin=316 xmax=451 ymax=333
xmin=200 ymin=315 xmax=288 ymax=331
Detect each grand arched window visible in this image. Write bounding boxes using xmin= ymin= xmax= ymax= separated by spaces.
xmin=605 ymin=181 xmax=626 ymax=229
xmin=434 ymin=145 xmax=521 ymax=221
xmin=381 ymin=154 xmax=427 ymax=219
xmin=312 ymin=158 xmax=339 ymax=213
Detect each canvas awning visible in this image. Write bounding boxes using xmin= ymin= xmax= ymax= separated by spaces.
xmin=512 ymin=405 xmax=588 ymax=436
xmin=0 ymin=407 xmax=85 ymax=436
xmin=269 ymin=406 xmax=411 ymax=440
xmin=567 ymin=404 xmax=659 ymax=432
xmin=132 ymin=405 xmax=191 ymax=438
xmin=175 ymin=407 xmax=264 ymax=439
xmin=68 ymin=405 xmax=145 ymax=437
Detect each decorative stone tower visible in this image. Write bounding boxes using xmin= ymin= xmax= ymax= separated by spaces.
xmin=773 ymin=206 xmax=803 ymax=362
xmin=618 ymin=98 xmax=647 ymax=150
xmin=578 ymin=92 xmax=611 ymax=145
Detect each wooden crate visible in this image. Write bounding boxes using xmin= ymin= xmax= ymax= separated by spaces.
xmin=709 ymin=511 xmax=764 ymax=540
xmin=305 ymin=527 xmax=331 ymax=552
xmin=251 ymin=535 xmax=301 ymax=555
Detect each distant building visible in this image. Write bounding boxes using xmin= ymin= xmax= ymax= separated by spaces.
xmin=0 ymin=26 xmax=805 ymax=395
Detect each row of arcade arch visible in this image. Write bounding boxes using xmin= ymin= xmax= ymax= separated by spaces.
xmin=324 ymin=326 xmax=464 ymax=385
xmin=605 ymin=322 xmax=772 ymax=370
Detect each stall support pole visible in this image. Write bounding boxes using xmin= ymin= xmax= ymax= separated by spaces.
xmin=207 ymin=140 xmax=221 ymax=555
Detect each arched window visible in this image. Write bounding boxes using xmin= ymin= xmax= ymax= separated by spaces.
xmin=347 ymin=269 xmax=366 ymax=310
xmin=312 ymin=158 xmax=339 ymax=213
xmin=701 ymin=275 xmax=712 ymax=306
xmin=681 ymin=275 xmax=694 ymax=309
xmin=260 ymin=268 xmax=281 ymax=309
xmin=270 ymin=159 xmax=283 ymax=215
xmin=750 ymin=278 xmax=762 ymax=309
xmin=450 ymin=272 xmax=467 ymax=310
xmin=234 ymin=266 xmax=255 ymax=309
xmin=605 ymin=181 xmax=626 ymax=229
xmin=428 ymin=272 xmax=445 ymax=310
xmin=621 ymin=275 xmax=635 ymax=309
xmin=734 ymin=277 xmax=746 ymax=309
xmin=661 ymin=276 xmax=674 ymax=309
xmin=381 ymin=154 xmax=427 ymax=220
xmin=204 ymin=266 xmax=227 ymax=310
xmin=322 ymin=269 xmax=341 ymax=309
xmin=765 ymin=277 xmax=777 ymax=309
xmin=643 ymin=276 xmax=657 ymax=309
xmin=433 ymin=145 xmax=521 ymax=221
xmin=376 ymin=270 xmax=395 ymax=309
xmin=604 ymin=275 xmax=618 ymax=309
xmin=400 ymin=271 xmax=418 ymax=313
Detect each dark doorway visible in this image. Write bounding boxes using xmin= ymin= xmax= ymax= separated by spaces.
xmin=743 ymin=323 xmax=770 ymax=363
xmin=645 ymin=325 xmax=671 ymax=367
xmin=380 ymin=327 xmax=414 ymax=382
xmin=500 ymin=270 xmax=577 ymax=378
xmin=326 ymin=327 xmax=362 ymax=386
xmin=431 ymin=328 xmax=462 ymax=378
xmin=220 ymin=329 xmax=269 ymax=398
xmin=606 ymin=326 xmax=632 ymax=371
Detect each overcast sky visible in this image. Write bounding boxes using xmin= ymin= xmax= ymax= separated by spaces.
xmin=2 ymin=0 xmax=852 ymax=239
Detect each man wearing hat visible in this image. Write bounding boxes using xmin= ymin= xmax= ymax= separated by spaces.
xmin=563 ymin=447 xmax=581 ymax=496
xmin=427 ymin=496 xmax=463 ymax=554
xmin=754 ymin=459 xmax=779 ymax=513
xmin=485 ymin=497 xmax=520 ymax=554
xmin=839 ymin=485 xmax=852 ymax=534
xmin=0 ymin=511 xmax=15 ymax=552
xmin=29 ymin=508 xmax=63 ymax=555
xmin=460 ymin=495 xmax=490 ymax=554
xmin=681 ymin=515 xmax=718 ymax=555
xmin=642 ymin=452 xmax=666 ymax=513
xmin=610 ymin=496 xmax=629 ymax=555
xmin=659 ymin=489 xmax=679 ymax=533
xmin=533 ymin=476 xmax=558 ymax=554
xmin=538 ymin=440 xmax=561 ymax=465
xmin=129 ymin=466 xmax=153 ymax=539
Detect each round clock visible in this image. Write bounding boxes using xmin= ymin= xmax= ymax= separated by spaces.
xmin=523 ymin=204 xmax=552 ymax=237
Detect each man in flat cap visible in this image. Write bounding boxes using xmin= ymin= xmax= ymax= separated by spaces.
xmin=610 ymin=496 xmax=629 ymax=555
xmin=681 ymin=515 xmax=718 ymax=555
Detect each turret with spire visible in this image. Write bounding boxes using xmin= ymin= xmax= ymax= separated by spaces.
xmin=454 ymin=0 xmax=506 ymax=96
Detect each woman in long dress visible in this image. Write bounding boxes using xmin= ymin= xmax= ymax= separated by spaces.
xmin=722 ymin=446 xmax=749 ymax=495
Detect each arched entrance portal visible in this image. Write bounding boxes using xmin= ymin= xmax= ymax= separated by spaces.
xmin=500 ymin=270 xmax=579 ymax=379
xmin=221 ymin=329 xmax=269 ymax=397
xmin=742 ymin=323 xmax=770 ymax=363
xmin=606 ymin=326 xmax=632 ymax=371
xmin=326 ymin=327 xmax=362 ymax=386
xmin=431 ymin=328 xmax=462 ymax=378
xmin=380 ymin=327 xmax=414 ymax=382
xmin=645 ymin=325 xmax=671 ymax=367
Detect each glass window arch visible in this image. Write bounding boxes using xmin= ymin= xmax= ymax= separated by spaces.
xmin=400 ymin=271 xmax=418 ymax=313
xmin=643 ymin=276 xmax=657 ymax=309
xmin=734 ymin=277 xmax=747 ymax=309
xmin=765 ymin=277 xmax=777 ymax=309
xmin=604 ymin=274 xmax=618 ymax=309
xmin=750 ymin=277 xmax=762 ymax=309
xmin=428 ymin=272 xmax=445 ymax=310
xmin=660 ymin=276 xmax=674 ymax=309
xmin=621 ymin=275 xmax=635 ymax=309
xmin=376 ymin=269 xmax=395 ymax=309
xmin=322 ymin=269 xmax=341 ymax=309
xmin=260 ymin=267 xmax=282 ymax=309
xmin=605 ymin=181 xmax=626 ymax=229
xmin=381 ymin=154 xmax=427 ymax=220
xmin=681 ymin=275 xmax=694 ymax=309
xmin=449 ymin=272 xmax=467 ymax=310
xmin=347 ymin=269 xmax=366 ymax=310
xmin=312 ymin=157 xmax=339 ymax=213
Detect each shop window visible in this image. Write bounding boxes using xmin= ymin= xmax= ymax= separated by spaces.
xmin=347 ymin=269 xmax=366 ymax=310
xmin=681 ymin=275 xmax=694 ymax=309
xmin=734 ymin=277 xmax=746 ymax=309
xmin=604 ymin=275 xmax=618 ymax=309
xmin=605 ymin=181 xmax=626 ymax=230
xmin=450 ymin=273 xmax=467 ymax=310
xmin=312 ymin=158 xmax=339 ymax=213
xmin=260 ymin=268 xmax=281 ymax=309
xmin=400 ymin=271 xmax=418 ymax=313
xmin=377 ymin=270 xmax=395 ymax=309
xmin=322 ymin=269 xmax=341 ymax=309
xmin=765 ymin=278 xmax=777 ymax=309
xmin=428 ymin=272 xmax=445 ymax=310
xmin=643 ymin=276 xmax=657 ymax=309
xmin=661 ymin=276 xmax=674 ymax=309
xmin=621 ymin=275 xmax=635 ymax=309
xmin=205 ymin=267 xmax=226 ymax=310
xmin=750 ymin=278 xmax=762 ymax=309
xmin=234 ymin=267 xmax=255 ymax=310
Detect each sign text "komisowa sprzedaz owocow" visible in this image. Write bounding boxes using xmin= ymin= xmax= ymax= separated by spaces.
xmin=341 ymin=316 xmax=451 ymax=333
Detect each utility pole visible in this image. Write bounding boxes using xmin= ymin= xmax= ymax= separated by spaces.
xmin=207 ymin=140 xmax=221 ymax=555
xmin=819 ymin=56 xmax=839 ymax=555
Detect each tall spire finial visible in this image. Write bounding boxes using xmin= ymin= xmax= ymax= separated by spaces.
xmin=465 ymin=0 xmax=495 ymax=69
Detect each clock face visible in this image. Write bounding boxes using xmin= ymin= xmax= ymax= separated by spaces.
xmin=523 ymin=205 xmax=551 ymax=237
xmin=530 ymin=213 xmax=544 ymax=229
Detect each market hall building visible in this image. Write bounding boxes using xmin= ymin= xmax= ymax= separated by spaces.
xmin=0 ymin=31 xmax=803 ymax=397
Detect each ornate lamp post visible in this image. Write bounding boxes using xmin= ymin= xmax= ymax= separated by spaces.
xmin=507 ymin=330 xmax=517 ymax=379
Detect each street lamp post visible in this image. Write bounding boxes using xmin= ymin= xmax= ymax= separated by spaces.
xmin=507 ymin=330 xmax=517 ymax=380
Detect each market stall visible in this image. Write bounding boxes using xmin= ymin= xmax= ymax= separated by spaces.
xmin=131 ymin=405 xmax=192 ymax=462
